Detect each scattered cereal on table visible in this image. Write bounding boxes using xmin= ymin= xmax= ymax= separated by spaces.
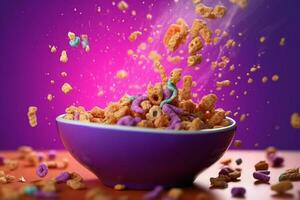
xmin=114 ymin=184 xmax=126 ymax=190
xmin=253 ymin=171 xmax=270 ymax=183
xmin=255 ymin=161 xmax=269 ymax=171
xmin=36 ymin=163 xmax=48 ymax=178
xmin=231 ymin=187 xmax=246 ymax=197
xmin=279 ymin=168 xmax=300 ymax=181
xmin=271 ymin=181 xmax=293 ymax=193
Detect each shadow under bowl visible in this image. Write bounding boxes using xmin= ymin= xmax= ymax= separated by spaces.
xmin=56 ymin=115 xmax=237 ymax=190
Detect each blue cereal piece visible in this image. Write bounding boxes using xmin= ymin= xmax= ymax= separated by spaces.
xmin=23 ymin=185 xmax=38 ymax=196
xmin=160 ymin=80 xmax=177 ymax=108
xmin=69 ymin=36 xmax=80 ymax=47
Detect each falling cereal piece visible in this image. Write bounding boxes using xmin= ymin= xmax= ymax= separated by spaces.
xmin=248 ymin=78 xmax=253 ymax=84
xmin=47 ymin=94 xmax=53 ymax=101
xmin=27 ymin=106 xmax=38 ymax=127
xmin=60 ymin=50 xmax=68 ymax=63
xmin=229 ymin=0 xmax=248 ymax=9
xmin=61 ymin=72 xmax=68 ymax=77
xmin=216 ymin=80 xmax=231 ymax=88
xmin=117 ymin=0 xmax=128 ymax=11
xmin=262 ymin=76 xmax=268 ymax=83
xmin=271 ymin=74 xmax=279 ymax=82
xmin=234 ymin=140 xmax=242 ymax=148
xmin=167 ymin=55 xmax=181 ymax=64
xmin=97 ymin=89 xmax=104 ymax=97
xmin=259 ymin=36 xmax=266 ymax=43
xmin=290 ymin=113 xmax=300 ymax=129
xmin=61 ymin=83 xmax=73 ymax=94
xmin=50 ymin=46 xmax=57 ymax=53
xmin=147 ymin=37 xmax=154 ymax=43
xmin=146 ymin=14 xmax=152 ymax=20
xmin=128 ymin=31 xmax=142 ymax=42
xmin=187 ymin=54 xmax=202 ymax=67
xmin=229 ymin=65 xmax=235 ymax=71
xmin=225 ymin=39 xmax=236 ymax=48
xmin=239 ymin=114 xmax=246 ymax=122
xmin=279 ymin=37 xmax=286 ymax=46
xmin=116 ymin=70 xmax=128 ymax=79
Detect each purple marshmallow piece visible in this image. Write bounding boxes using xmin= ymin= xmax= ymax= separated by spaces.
xmin=219 ymin=167 xmax=234 ymax=176
xmin=257 ymin=170 xmax=270 ymax=175
xmin=231 ymin=187 xmax=246 ymax=197
xmin=253 ymin=171 xmax=270 ymax=182
xmin=34 ymin=191 xmax=58 ymax=198
xmin=55 ymin=171 xmax=71 ymax=183
xmin=143 ymin=185 xmax=164 ymax=200
xmin=131 ymin=94 xmax=148 ymax=114
xmin=36 ymin=163 xmax=48 ymax=177
xmin=117 ymin=116 xmax=140 ymax=126
xmin=272 ymin=156 xmax=284 ymax=167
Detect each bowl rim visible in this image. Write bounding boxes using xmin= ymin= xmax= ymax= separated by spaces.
xmin=56 ymin=114 xmax=237 ymax=135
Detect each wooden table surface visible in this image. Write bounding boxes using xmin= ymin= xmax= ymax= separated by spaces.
xmin=0 ymin=150 xmax=299 ymax=200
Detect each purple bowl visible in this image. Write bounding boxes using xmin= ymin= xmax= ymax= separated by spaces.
xmin=56 ymin=115 xmax=236 ymax=190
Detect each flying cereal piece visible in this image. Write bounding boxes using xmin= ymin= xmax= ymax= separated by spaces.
xmin=60 ymin=50 xmax=68 ymax=63
xmin=216 ymin=80 xmax=231 ymax=88
xmin=187 ymin=54 xmax=202 ymax=67
xmin=148 ymin=50 xmax=162 ymax=62
xmin=117 ymin=0 xmax=128 ymax=11
xmin=272 ymin=74 xmax=279 ymax=82
xmin=226 ymin=39 xmax=236 ymax=48
xmin=260 ymin=36 xmax=266 ymax=43
xmin=50 ymin=46 xmax=57 ymax=53
xmin=211 ymin=5 xmax=227 ymax=18
xmin=190 ymin=19 xmax=205 ymax=39
xmin=180 ymin=75 xmax=193 ymax=100
xmin=27 ymin=106 xmax=38 ymax=127
xmin=229 ymin=64 xmax=235 ymax=71
xmin=167 ymin=55 xmax=181 ymax=64
xmin=163 ymin=24 xmax=182 ymax=45
xmin=279 ymin=37 xmax=286 ymax=46
xmin=195 ymin=4 xmax=226 ymax=19
xmin=230 ymin=0 xmax=248 ymax=9
xmin=128 ymin=31 xmax=142 ymax=42
xmin=199 ymin=23 xmax=212 ymax=44
xmin=240 ymin=114 xmax=246 ymax=122
xmin=61 ymin=83 xmax=73 ymax=94
xmin=146 ymin=14 xmax=152 ymax=20
xmin=290 ymin=113 xmax=300 ymax=129
xmin=261 ymin=76 xmax=268 ymax=83
xmin=188 ymin=36 xmax=203 ymax=55
xmin=47 ymin=94 xmax=53 ymax=101
xmin=61 ymin=72 xmax=68 ymax=77
xmin=68 ymin=32 xmax=76 ymax=41
xmin=147 ymin=37 xmax=154 ymax=43
xmin=115 ymin=70 xmax=128 ymax=79
xmin=155 ymin=61 xmax=168 ymax=85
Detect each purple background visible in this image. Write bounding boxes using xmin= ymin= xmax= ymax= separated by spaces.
xmin=0 ymin=0 xmax=299 ymax=150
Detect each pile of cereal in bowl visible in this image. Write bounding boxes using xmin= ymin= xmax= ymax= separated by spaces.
xmin=63 ymin=64 xmax=230 ymax=131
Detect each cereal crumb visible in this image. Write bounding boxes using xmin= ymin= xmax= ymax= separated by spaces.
xmin=47 ymin=94 xmax=53 ymax=101
xmin=50 ymin=46 xmax=57 ymax=53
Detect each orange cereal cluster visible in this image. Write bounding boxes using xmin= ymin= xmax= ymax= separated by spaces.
xmin=64 ymin=64 xmax=230 ymax=131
